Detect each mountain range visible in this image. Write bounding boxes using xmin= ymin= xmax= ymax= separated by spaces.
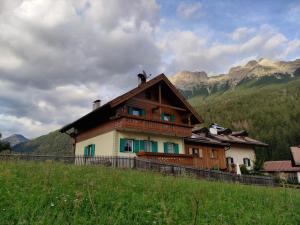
xmin=170 ymin=58 xmax=300 ymax=98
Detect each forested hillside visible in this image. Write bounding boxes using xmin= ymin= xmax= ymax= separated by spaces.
xmin=13 ymin=130 xmax=73 ymax=155
xmin=189 ymin=76 xmax=300 ymax=160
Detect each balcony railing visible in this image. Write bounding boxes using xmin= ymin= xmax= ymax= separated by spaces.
xmin=115 ymin=116 xmax=192 ymax=137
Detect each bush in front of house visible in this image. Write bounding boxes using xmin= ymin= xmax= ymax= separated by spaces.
xmin=240 ymin=164 xmax=250 ymax=175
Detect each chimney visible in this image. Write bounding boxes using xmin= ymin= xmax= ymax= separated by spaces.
xmin=93 ymin=99 xmax=101 ymax=110
xmin=137 ymin=70 xmax=147 ymax=86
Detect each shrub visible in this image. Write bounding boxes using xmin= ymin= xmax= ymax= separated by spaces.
xmin=240 ymin=165 xmax=250 ymax=175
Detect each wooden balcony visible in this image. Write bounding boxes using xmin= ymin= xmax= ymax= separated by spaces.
xmin=137 ymin=152 xmax=227 ymax=170
xmin=115 ymin=115 xmax=192 ymax=137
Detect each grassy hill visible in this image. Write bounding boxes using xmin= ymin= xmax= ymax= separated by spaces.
xmin=1 ymin=162 xmax=299 ymax=225
xmin=13 ymin=130 xmax=73 ymax=155
xmin=189 ymin=76 xmax=300 ymax=160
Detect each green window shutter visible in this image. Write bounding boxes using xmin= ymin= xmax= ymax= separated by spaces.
xmin=174 ymin=143 xmax=179 ymax=154
xmin=139 ymin=140 xmax=145 ymax=151
xmin=163 ymin=142 xmax=168 ymax=153
xmin=91 ymin=144 xmax=95 ymax=157
xmin=133 ymin=140 xmax=140 ymax=153
xmin=141 ymin=109 xmax=146 ymax=117
xmin=84 ymin=146 xmax=88 ymax=156
xmin=151 ymin=141 xmax=158 ymax=153
xmin=120 ymin=138 xmax=126 ymax=152
xmin=161 ymin=113 xmax=165 ymax=121
xmin=128 ymin=106 xmax=133 ymax=115
xmin=171 ymin=114 xmax=175 ymax=122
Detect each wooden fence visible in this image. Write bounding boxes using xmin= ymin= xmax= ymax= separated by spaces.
xmin=0 ymin=154 xmax=274 ymax=186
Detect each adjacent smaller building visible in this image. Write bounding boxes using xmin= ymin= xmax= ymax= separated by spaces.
xmin=184 ymin=133 xmax=229 ymax=170
xmin=193 ymin=124 xmax=268 ymax=172
xmin=263 ymin=146 xmax=300 ymax=183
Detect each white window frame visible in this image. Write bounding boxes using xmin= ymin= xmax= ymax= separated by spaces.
xmin=163 ymin=114 xmax=171 ymax=122
xmin=226 ymin=157 xmax=234 ymax=165
xmin=167 ymin=143 xmax=175 ymax=153
xmin=144 ymin=140 xmax=152 ymax=152
xmin=132 ymin=109 xmax=141 ymax=116
xmin=243 ymin=158 xmax=251 ymax=167
xmin=124 ymin=139 xmax=134 ymax=152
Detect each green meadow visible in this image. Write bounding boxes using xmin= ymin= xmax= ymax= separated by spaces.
xmin=0 ymin=162 xmax=299 ymax=225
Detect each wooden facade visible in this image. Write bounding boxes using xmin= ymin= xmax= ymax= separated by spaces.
xmin=63 ymin=75 xmax=201 ymax=142
xmin=184 ymin=142 xmax=227 ymax=170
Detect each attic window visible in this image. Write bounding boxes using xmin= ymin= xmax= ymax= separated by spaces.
xmin=128 ymin=106 xmax=145 ymax=117
xmin=161 ymin=113 xmax=175 ymax=122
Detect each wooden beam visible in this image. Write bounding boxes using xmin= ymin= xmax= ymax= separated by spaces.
xmin=158 ymin=83 xmax=162 ymax=115
xmin=131 ymin=97 xmax=187 ymax=111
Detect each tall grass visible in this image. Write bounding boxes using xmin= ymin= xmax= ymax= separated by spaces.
xmin=0 ymin=161 xmax=299 ymax=225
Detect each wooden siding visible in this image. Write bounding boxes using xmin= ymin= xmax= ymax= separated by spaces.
xmin=185 ymin=144 xmax=227 ymax=170
xmin=116 ymin=116 xmax=192 ymax=137
xmin=76 ymin=116 xmax=192 ymax=142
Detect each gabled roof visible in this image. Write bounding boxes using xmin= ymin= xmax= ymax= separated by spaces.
xmin=184 ymin=133 xmax=229 ymax=147
xmin=212 ymin=134 xmax=268 ymax=147
xmin=61 ymin=74 xmax=203 ymax=133
xmin=291 ymin=146 xmax=300 ymax=166
xmin=193 ymin=126 xmax=268 ymax=147
xmin=263 ymin=160 xmax=300 ymax=172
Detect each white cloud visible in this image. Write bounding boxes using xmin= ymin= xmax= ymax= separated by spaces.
xmin=0 ymin=0 xmax=161 ymax=138
xmin=0 ymin=114 xmax=60 ymax=138
xmin=0 ymin=0 xmax=300 ymax=139
xmin=177 ymin=2 xmax=202 ymax=19
xmin=162 ymin=25 xmax=300 ymax=74
xmin=231 ymin=27 xmax=255 ymax=41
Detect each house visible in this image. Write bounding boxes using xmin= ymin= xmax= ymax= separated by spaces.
xmin=184 ymin=133 xmax=229 ymax=170
xmin=263 ymin=146 xmax=300 ymax=183
xmin=193 ymin=124 xmax=268 ymax=172
xmin=60 ymin=73 xmax=203 ymax=158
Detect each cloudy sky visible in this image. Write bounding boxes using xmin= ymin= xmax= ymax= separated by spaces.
xmin=0 ymin=0 xmax=300 ymax=138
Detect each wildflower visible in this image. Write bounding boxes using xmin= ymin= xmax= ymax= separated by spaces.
xmin=50 ymin=202 xmax=55 ymax=207
xmin=147 ymin=210 xmax=151 ymax=213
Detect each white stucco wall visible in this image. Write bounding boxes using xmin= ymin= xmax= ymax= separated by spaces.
xmin=225 ymin=145 xmax=256 ymax=169
xmin=75 ymin=129 xmax=184 ymax=157
xmin=297 ymin=172 xmax=300 ymax=184
xmin=75 ymin=130 xmax=116 ymax=156
xmin=117 ymin=131 xmax=185 ymax=157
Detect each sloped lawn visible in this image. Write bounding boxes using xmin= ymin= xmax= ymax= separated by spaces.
xmin=0 ymin=162 xmax=299 ymax=225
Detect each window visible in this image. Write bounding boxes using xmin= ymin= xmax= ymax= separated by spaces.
xmin=210 ymin=149 xmax=218 ymax=159
xmin=161 ymin=113 xmax=175 ymax=122
xmin=243 ymin=158 xmax=251 ymax=167
xmin=164 ymin=142 xmax=179 ymax=154
xmin=121 ymin=139 xmax=133 ymax=152
xmin=226 ymin=157 xmax=234 ymax=165
xmin=163 ymin=113 xmax=171 ymax=121
xmin=128 ymin=106 xmax=145 ymax=117
xmin=144 ymin=140 xmax=151 ymax=152
xmin=84 ymin=144 xmax=95 ymax=157
xmin=189 ymin=147 xmax=202 ymax=157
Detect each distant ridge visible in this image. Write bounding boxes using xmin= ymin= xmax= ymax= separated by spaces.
xmin=13 ymin=130 xmax=73 ymax=155
xmin=3 ymin=134 xmax=28 ymax=147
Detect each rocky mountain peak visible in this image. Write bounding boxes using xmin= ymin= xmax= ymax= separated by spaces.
xmin=170 ymin=58 xmax=300 ymax=91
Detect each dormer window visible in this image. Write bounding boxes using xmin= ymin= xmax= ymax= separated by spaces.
xmin=128 ymin=106 xmax=145 ymax=117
